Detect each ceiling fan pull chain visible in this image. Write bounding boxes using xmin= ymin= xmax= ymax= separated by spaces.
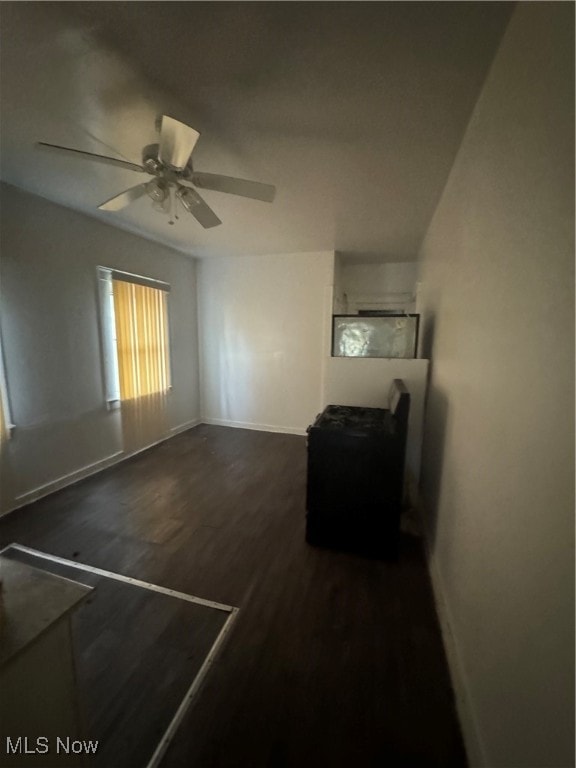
xmin=168 ymin=187 xmax=175 ymax=225
xmin=174 ymin=188 xmax=180 ymax=222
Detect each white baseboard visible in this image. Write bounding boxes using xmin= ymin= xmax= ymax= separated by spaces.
xmin=422 ymin=532 xmax=486 ymax=768
xmin=12 ymin=450 xmax=124 ymax=510
xmin=170 ymin=418 xmax=201 ymax=435
xmin=3 ymin=421 xmax=202 ymax=518
xmin=2 ymin=418 xmax=299 ymax=517
xmin=201 ymin=417 xmax=307 ymax=437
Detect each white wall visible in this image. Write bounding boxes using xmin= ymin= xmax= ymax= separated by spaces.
xmin=0 ymin=184 xmax=200 ymax=514
xmin=332 ymin=252 xmax=346 ymax=314
xmin=199 ymin=251 xmax=334 ymax=434
xmin=338 ymin=260 xmax=418 ymax=313
xmin=417 ymin=5 xmax=574 ymax=767
xmin=324 ymin=358 xmax=428 ymax=494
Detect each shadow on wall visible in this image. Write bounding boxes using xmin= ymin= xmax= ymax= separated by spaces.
xmin=420 ymin=387 xmax=449 ymax=548
xmin=418 ymin=311 xmax=449 ymax=547
xmin=420 ymin=311 xmax=435 ymax=368
xmin=0 ymin=442 xmax=15 ymax=513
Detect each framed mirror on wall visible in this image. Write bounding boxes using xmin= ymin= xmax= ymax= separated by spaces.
xmin=332 ymin=314 xmax=420 ymax=359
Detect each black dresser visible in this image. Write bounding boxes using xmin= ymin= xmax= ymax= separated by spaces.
xmin=305 ymin=380 xmax=410 ymax=559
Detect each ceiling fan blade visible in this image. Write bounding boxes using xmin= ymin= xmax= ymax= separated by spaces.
xmin=98 ymin=184 xmax=148 ymax=211
xmin=176 ymin=186 xmax=221 ymax=228
xmin=189 ymin=172 xmax=276 ymax=203
xmin=37 ymin=142 xmax=145 ymax=173
xmin=159 ymin=116 xmax=200 ymax=170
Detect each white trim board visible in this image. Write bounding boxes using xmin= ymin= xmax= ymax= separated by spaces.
xmin=3 ymin=418 xmax=299 ymax=519
xmin=5 ymin=543 xmax=235 ymax=613
xmin=3 ymin=422 xmax=202 ymax=518
xmin=11 ymin=450 xmax=124 ymax=509
xmin=146 ymin=608 xmax=237 ymax=768
xmin=2 ymin=544 xmax=239 ymax=768
xmin=422 ymin=536 xmax=486 ymax=768
xmin=170 ymin=418 xmax=201 ymax=435
xmin=201 ymin=417 xmax=307 ymax=437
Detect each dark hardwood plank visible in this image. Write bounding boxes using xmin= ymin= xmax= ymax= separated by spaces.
xmin=2 ymin=546 xmax=230 ymax=768
xmin=0 ymin=425 xmax=466 ymax=767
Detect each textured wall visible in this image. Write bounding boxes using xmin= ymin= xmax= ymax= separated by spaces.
xmin=0 ymin=185 xmax=200 ymax=513
xmin=199 ymin=252 xmax=334 ymax=434
xmin=417 ymin=4 xmax=574 ymax=766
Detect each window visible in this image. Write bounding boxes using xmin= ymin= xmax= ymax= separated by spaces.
xmin=98 ymin=269 xmax=171 ymax=402
xmin=332 ymin=314 xmax=420 ymax=358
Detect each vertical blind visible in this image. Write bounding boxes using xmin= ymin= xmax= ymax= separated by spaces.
xmin=112 ymin=279 xmax=171 ymax=401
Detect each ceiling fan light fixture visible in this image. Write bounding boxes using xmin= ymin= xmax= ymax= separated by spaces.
xmin=145 ymin=178 xmax=168 ymax=203
xmin=176 ymin=187 xmax=199 ymax=211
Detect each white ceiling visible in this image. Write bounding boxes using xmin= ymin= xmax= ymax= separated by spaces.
xmin=0 ymin=2 xmax=513 ymax=260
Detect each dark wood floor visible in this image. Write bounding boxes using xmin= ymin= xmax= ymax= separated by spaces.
xmin=3 ymin=544 xmax=230 ymax=768
xmin=0 ymin=425 xmax=467 ymax=768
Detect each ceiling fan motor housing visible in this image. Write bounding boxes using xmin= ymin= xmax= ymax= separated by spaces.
xmin=142 ymin=143 xmax=193 ymax=180
xmin=142 ymin=144 xmax=162 ymax=174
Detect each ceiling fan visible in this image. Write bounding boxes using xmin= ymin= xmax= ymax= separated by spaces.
xmin=37 ymin=116 xmax=276 ymax=228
